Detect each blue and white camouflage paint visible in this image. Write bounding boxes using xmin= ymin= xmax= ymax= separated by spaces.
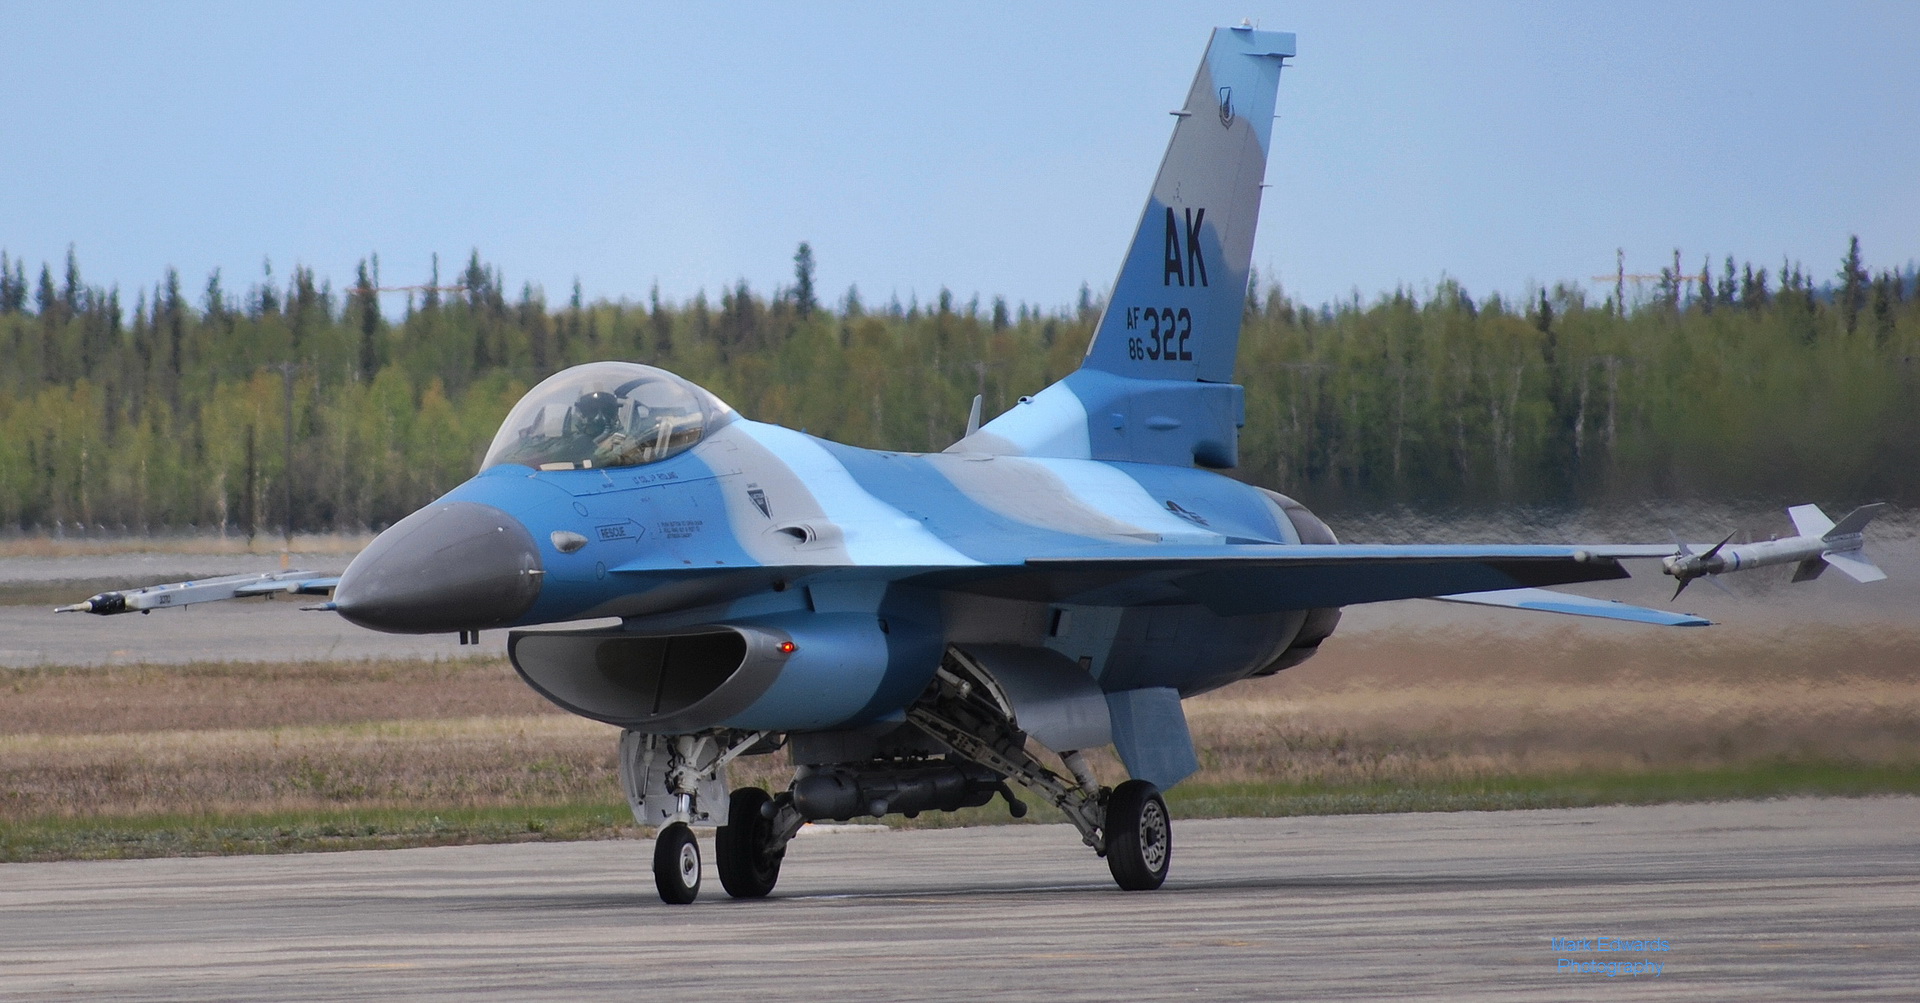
xmin=73 ymin=30 xmax=1804 ymax=901
xmin=303 ymin=28 xmax=1700 ymax=786
xmin=65 ymin=26 xmax=1708 ymax=784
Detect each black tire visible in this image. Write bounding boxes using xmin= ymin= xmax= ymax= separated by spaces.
xmin=716 ymin=787 xmax=784 ymax=899
xmin=653 ymin=822 xmax=702 ymax=904
xmin=1105 ymin=779 xmax=1171 ymax=891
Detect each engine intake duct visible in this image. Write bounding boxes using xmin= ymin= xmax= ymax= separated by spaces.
xmin=509 ymin=623 xmax=786 ymax=734
xmin=791 ymin=761 xmax=1010 ymax=822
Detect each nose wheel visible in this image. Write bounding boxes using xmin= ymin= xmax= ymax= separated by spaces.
xmin=653 ymin=822 xmax=702 ymax=904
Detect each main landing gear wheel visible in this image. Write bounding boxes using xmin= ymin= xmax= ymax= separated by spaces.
xmin=1105 ymin=779 xmax=1171 ymax=891
xmin=716 ymin=787 xmax=783 ymax=899
xmin=653 ymin=821 xmax=702 ymax=904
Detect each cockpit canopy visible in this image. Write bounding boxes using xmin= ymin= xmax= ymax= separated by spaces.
xmin=481 ymin=362 xmax=733 ymax=472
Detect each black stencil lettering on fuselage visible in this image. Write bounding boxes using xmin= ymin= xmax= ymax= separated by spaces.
xmin=1183 ymin=208 xmax=1208 ymax=287
xmin=1161 ymin=206 xmax=1209 ymax=288
xmin=659 ymin=519 xmax=704 ymax=541
xmin=1163 ymin=207 xmax=1185 ymax=286
xmin=1125 ymin=306 xmax=1193 ymax=362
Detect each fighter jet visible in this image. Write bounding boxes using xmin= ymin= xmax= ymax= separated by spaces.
xmin=61 ymin=26 xmax=1883 ymax=903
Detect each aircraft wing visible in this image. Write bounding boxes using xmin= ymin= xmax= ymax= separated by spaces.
xmin=62 ymin=543 xmax=1693 ymax=626
xmin=54 ymin=570 xmax=340 ymax=615
xmin=924 ymin=542 xmax=1686 ymax=620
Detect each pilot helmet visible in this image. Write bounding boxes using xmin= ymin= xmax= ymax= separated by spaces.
xmin=572 ymin=390 xmax=620 ymax=436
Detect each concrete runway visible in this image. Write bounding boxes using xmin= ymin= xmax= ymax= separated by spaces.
xmin=3 ymin=798 xmax=1916 ymax=1001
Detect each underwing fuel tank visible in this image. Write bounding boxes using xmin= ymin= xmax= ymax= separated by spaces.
xmin=508 ymin=612 xmax=943 ymax=734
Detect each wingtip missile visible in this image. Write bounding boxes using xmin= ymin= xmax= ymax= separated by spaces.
xmin=54 ymin=571 xmax=340 ymax=617
xmin=54 ymin=592 xmax=129 ymax=615
xmin=1661 ymin=503 xmax=1889 ymax=597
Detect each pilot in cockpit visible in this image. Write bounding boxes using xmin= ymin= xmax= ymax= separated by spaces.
xmin=483 ymin=362 xmax=723 ymax=472
xmin=571 ymin=390 xmax=620 ymax=437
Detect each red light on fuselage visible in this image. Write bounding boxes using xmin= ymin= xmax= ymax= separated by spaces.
xmin=778 ymin=641 xmax=797 ymax=654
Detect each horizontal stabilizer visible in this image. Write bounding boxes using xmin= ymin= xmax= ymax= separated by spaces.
xmin=1790 ymin=556 xmax=1828 ymax=583
xmin=1431 ymin=587 xmax=1710 ymax=627
xmin=1821 ymin=549 xmax=1887 ymax=583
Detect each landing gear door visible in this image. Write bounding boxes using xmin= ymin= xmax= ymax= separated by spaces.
xmin=953 ymin=644 xmax=1113 ymax=752
xmin=618 ymin=730 xmax=730 ymax=828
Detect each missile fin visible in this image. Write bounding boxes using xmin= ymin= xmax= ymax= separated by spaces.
xmin=1787 ymin=504 xmax=1835 ymax=538
xmin=1824 ymin=502 xmax=1887 ymax=541
xmin=1790 ymin=556 xmax=1828 ymax=583
xmin=1822 ymin=549 xmax=1887 ymax=584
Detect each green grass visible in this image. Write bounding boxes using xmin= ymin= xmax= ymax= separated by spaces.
xmin=6 ymin=761 xmax=1917 ymax=863
xmin=0 ymin=802 xmax=637 ymax=863
xmin=1163 ymin=761 xmax=1920 ymax=819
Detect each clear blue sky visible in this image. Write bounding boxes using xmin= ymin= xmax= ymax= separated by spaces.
xmin=3 ymin=2 xmax=1915 ymax=317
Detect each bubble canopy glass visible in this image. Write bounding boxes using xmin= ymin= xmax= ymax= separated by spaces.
xmin=482 ymin=362 xmax=733 ymax=471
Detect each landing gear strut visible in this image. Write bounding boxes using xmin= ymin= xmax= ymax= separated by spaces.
xmin=905 ymin=649 xmax=1173 ymax=891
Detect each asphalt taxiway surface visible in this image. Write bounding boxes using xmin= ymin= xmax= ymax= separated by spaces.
xmin=3 ymin=797 xmax=1915 ymax=1001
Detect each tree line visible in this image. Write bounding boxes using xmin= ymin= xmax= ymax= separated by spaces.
xmin=0 ymin=239 xmax=1914 ymax=536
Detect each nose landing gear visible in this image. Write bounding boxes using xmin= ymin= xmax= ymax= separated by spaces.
xmin=621 ymin=729 xmax=793 ymax=905
xmin=652 ymin=822 xmax=702 ymax=904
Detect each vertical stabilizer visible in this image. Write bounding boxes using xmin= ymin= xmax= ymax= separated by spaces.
xmin=1081 ymin=26 xmax=1294 ymax=384
xmin=954 ymin=27 xmax=1293 ymax=467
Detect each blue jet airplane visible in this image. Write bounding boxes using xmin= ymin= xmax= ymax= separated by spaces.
xmin=61 ymin=26 xmax=1883 ymax=903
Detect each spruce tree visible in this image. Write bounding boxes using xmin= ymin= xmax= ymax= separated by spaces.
xmin=1839 ymin=235 xmax=1867 ymax=334
xmin=792 ymin=242 xmax=817 ymax=319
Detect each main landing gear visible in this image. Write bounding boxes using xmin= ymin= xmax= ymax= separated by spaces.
xmin=619 ymin=651 xmax=1176 ymax=904
xmin=905 ymin=652 xmax=1172 ymax=892
xmin=1103 ymin=778 xmax=1172 ymax=890
xmin=715 ymin=786 xmax=787 ymax=898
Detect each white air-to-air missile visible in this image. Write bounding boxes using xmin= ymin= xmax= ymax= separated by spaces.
xmin=1662 ymin=503 xmax=1888 ymax=598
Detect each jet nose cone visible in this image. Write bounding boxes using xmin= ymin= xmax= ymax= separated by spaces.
xmin=334 ymin=501 xmax=543 ymax=633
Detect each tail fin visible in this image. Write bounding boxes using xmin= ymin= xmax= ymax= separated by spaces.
xmin=1820 ymin=502 xmax=1888 ymax=584
xmin=1788 ymin=502 xmax=1889 ymax=584
xmin=1787 ymin=504 xmax=1836 ymax=538
xmin=952 ymin=27 xmax=1293 ymax=467
xmin=1824 ymin=502 xmax=1886 ymax=540
xmin=1821 ymin=550 xmax=1887 ymax=583
xmin=1081 ymin=26 xmax=1295 ymax=384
